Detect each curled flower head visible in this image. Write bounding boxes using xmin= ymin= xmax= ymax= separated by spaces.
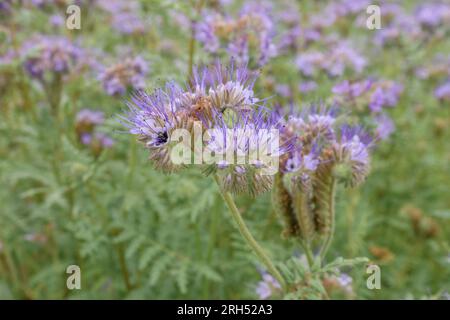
xmin=332 ymin=126 xmax=372 ymax=187
xmin=204 ymin=109 xmax=290 ymax=197
xmin=282 ymin=105 xmax=338 ymax=149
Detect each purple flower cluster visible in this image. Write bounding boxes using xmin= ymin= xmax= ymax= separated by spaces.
xmin=435 ymin=82 xmax=450 ymax=102
xmin=123 ymin=61 xmax=375 ymax=195
xmin=332 ymin=79 xmax=403 ymax=113
xmin=415 ymin=54 xmax=450 ymax=102
xmin=21 ymin=35 xmax=85 ymax=80
xmin=76 ymin=109 xmax=114 ymax=154
xmin=332 ymin=79 xmax=402 ymax=140
xmin=96 ymin=0 xmax=147 ymax=35
xmin=415 ymin=3 xmax=450 ymax=30
xmin=0 ymin=0 xmax=13 ymax=14
xmin=296 ymin=41 xmax=366 ymax=78
xmin=278 ymin=106 xmax=373 ymax=188
xmin=98 ymin=55 xmax=149 ymax=96
xmin=123 ymin=61 xmax=259 ymax=141
xmin=195 ymin=1 xmax=277 ymax=66
xmin=372 ymin=2 xmax=450 ymax=48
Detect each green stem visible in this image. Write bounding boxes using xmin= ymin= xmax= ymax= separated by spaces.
xmin=214 ymin=175 xmax=286 ymax=289
xmin=319 ymin=179 xmax=336 ymax=262
xmin=304 ymin=242 xmax=315 ymax=268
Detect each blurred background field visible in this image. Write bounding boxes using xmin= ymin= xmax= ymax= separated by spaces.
xmin=0 ymin=0 xmax=449 ymax=299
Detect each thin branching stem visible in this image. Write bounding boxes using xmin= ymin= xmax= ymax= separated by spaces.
xmin=214 ymin=175 xmax=287 ymax=290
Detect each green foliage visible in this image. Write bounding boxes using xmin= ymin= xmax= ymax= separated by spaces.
xmin=0 ymin=0 xmax=449 ymax=300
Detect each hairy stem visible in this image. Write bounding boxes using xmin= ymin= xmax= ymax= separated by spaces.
xmin=299 ymin=240 xmax=315 ymax=269
xmin=319 ymin=179 xmax=336 ymax=261
xmin=214 ymin=175 xmax=286 ymax=289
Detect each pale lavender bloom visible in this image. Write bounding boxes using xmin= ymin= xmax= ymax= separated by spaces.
xmin=76 ymin=109 xmax=105 ymax=126
xmin=295 ymin=52 xmax=324 ymax=77
xmin=298 ymin=81 xmax=317 ymax=93
xmin=0 ymin=0 xmax=12 ymax=13
xmin=435 ymin=82 xmax=450 ymax=101
xmin=96 ymin=0 xmax=147 ymax=35
xmin=351 ymin=80 xmax=373 ymax=97
xmin=193 ymin=60 xmax=258 ymax=111
xmin=256 ymin=273 xmax=281 ymax=300
xmin=374 ymin=113 xmax=395 ymax=140
xmin=111 ymin=12 xmax=146 ymax=35
xmin=227 ymin=35 xmax=250 ymax=65
xmin=369 ymin=82 xmax=403 ymax=112
xmin=169 ymin=10 xmax=191 ymax=30
xmin=296 ymin=42 xmax=366 ymax=77
xmin=124 ymin=83 xmax=184 ymax=148
xmin=285 ymin=149 xmax=319 ymax=173
xmin=28 ymin=0 xmax=52 ymax=7
xmin=49 ymin=14 xmax=64 ymax=27
xmin=284 ymin=106 xmax=337 ymax=143
xmin=336 ymin=273 xmax=354 ymax=294
xmin=195 ymin=1 xmax=276 ymax=66
xmin=275 ymin=84 xmax=291 ymax=98
xmin=82 ymin=132 xmax=114 ymax=148
xmin=0 ymin=49 xmax=16 ymax=66
xmin=277 ymin=3 xmax=302 ymax=51
xmin=98 ymin=56 xmax=149 ymax=96
xmin=415 ymin=3 xmax=450 ymax=29
xmin=303 ymin=28 xmax=322 ymax=43
xmin=195 ymin=11 xmax=224 ymax=53
xmin=21 ymin=35 xmax=85 ymax=79
xmin=336 ymin=126 xmax=372 ymax=187
xmin=332 ymin=80 xmax=351 ymax=95
xmin=204 ymin=109 xmax=290 ymax=196
xmin=374 ymin=26 xmax=401 ymax=47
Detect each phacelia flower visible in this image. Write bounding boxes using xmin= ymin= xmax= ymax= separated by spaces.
xmin=369 ymin=82 xmax=403 ymax=113
xmin=123 ymin=84 xmax=191 ymax=172
xmin=21 ymin=35 xmax=84 ymax=80
xmin=75 ymin=109 xmax=105 ymax=135
xmin=296 ymin=41 xmax=366 ymax=78
xmin=121 ymin=61 xmax=265 ymax=175
xmin=75 ymin=108 xmax=113 ymax=155
xmin=374 ymin=113 xmax=395 ymax=141
xmin=96 ymin=0 xmax=148 ymax=35
xmin=182 ymin=60 xmax=259 ymax=117
xmin=204 ymin=109 xmax=290 ymax=197
xmin=98 ymin=55 xmax=149 ymax=96
xmin=435 ymin=81 xmax=450 ymax=102
xmin=298 ymin=81 xmax=318 ymax=93
xmin=195 ymin=1 xmax=277 ymax=67
xmin=332 ymin=126 xmax=372 ymax=187
xmin=256 ymin=273 xmax=281 ymax=300
xmin=415 ymin=3 xmax=450 ymax=30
